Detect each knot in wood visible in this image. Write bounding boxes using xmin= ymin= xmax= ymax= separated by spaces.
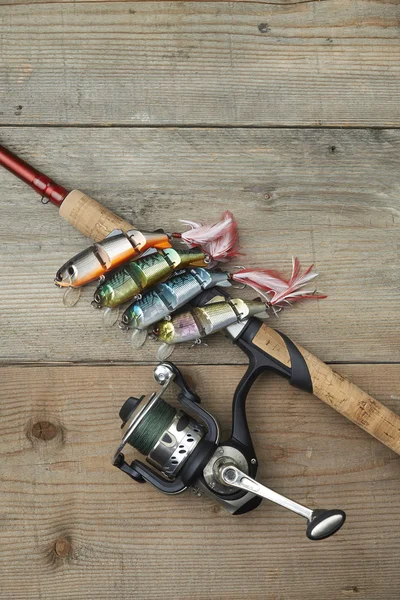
xmin=54 ymin=537 xmax=72 ymax=559
xmin=258 ymin=23 xmax=270 ymax=34
xmin=31 ymin=421 xmax=58 ymax=441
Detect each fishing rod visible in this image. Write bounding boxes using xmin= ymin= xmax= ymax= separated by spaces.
xmin=0 ymin=143 xmax=134 ymax=241
xmin=2 ymin=143 xmax=399 ymax=454
xmin=0 ymin=144 xmax=240 ymax=291
xmin=225 ymin=318 xmax=400 ymax=455
xmin=3 ymin=141 xmax=400 ymax=542
xmin=3 ymin=143 xmax=399 ymax=454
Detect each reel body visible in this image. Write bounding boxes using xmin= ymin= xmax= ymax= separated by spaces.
xmin=113 ymin=362 xmax=345 ymax=539
xmin=113 ymin=362 xmax=259 ymax=514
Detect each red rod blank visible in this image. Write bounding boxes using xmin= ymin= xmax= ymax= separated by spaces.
xmin=0 ymin=144 xmax=69 ymax=207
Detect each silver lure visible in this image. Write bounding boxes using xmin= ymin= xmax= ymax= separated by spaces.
xmin=120 ymin=268 xmax=230 ymax=332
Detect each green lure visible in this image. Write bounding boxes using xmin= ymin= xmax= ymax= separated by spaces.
xmin=93 ymin=248 xmax=209 ymax=309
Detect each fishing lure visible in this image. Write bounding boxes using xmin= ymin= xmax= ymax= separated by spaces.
xmin=231 ymin=257 xmax=325 ymax=307
xmin=55 ymin=229 xmax=171 ymax=288
xmin=171 ymin=211 xmax=239 ymax=266
xmin=152 ymin=297 xmax=268 ymax=359
xmin=55 ymin=211 xmax=239 ymax=289
xmin=122 ymin=257 xmax=324 ymax=347
xmin=92 ymin=248 xmax=212 ymax=310
xmin=119 ymin=267 xmax=231 ymax=347
xmin=151 ymin=258 xmax=326 ymax=359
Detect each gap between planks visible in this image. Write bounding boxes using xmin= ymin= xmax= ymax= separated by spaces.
xmin=1 ymin=124 xmax=400 ymax=130
xmin=2 ymin=360 xmax=400 ymax=367
xmin=0 ymin=0 xmax=341 ymax=9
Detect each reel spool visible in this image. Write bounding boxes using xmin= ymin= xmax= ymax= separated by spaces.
xmin=113 ymin=362 xmax=346 ymax=540
xmin=118 ymin=393 xmax=205 ymax=479
xmin=113 ymin=363 xmax=220 ymax=495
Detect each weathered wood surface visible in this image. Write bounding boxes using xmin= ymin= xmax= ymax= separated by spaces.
xmin=1 ymin=127 xmax=399 ymax=364
xmin=1 ymin=1 xmax=400 ymax=126
xmin=0 ymin=364 xmax=399 ymax=600
xmin=1 ymin=0 xmax=400 ymax=598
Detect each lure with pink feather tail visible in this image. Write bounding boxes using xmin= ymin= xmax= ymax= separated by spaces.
xmin=172 ymin=210 xmax=240 ymax=264
xmin=231 ymin=257 xmax=326 ymax=307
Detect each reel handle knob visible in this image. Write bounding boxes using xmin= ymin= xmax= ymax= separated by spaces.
xmin=219 ymin=465 xmax=345 ymax=541
xmin=306 ymin=509 xmax=347 ymax=541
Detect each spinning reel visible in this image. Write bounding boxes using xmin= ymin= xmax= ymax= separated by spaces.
xmin=113 ymin=362 xmax=346 ymax=540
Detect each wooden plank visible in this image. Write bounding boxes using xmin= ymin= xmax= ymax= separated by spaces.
xmin=0 ymin=363 xmax=399 ymax=600
xmin=1 ymin=1 xmax=399 ymax=126
xmin=1 ymin=126 xmax=399 ymax=364
xmin=0 ymin=0 xmax=334 ymax=4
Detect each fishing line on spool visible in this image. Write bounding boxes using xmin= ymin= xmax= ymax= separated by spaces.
xmin=128 ymin=399 xmax=176 ymax=455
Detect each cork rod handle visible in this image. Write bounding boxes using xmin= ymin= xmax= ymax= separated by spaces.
xmin=59 ymin=189 xmax=134 ymax=242
xmin=251 ymin=323 xmax=400 ymax=455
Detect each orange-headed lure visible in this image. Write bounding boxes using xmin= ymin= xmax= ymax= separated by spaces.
xmin=55 ymin=229 xmax=171 ymax=288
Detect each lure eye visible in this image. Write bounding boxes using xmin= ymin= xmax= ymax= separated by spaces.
xmin=153 ymin=326 xmax=159 ymax=336
xmin=67 ymin=266 xmax=75 ymax=276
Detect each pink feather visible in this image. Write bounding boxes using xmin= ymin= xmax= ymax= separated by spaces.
xmin=232 ymin=257 xmax=327 ymax=307
xmin=175 ymin=211 xmax=240 ymax=263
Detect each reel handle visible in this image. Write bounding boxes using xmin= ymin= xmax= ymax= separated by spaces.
xmin=234 ymin=320 xmax=400 ymax=455
xmin=219 ymin=465 xmax=345 ymax=540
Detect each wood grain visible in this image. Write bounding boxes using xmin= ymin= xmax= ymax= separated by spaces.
xmin=1 ymin=127 xmax=399 ymax=364
xmin=0 ymin=363 xmax=399 ymax=600
xmin=1 ymin=1 xmax=399 ymax=126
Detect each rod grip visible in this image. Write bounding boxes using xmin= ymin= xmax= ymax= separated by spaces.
xmin=251 ymin=323 xmax=400 ymax=455
xmin=59 ymin=189 xmax=134 ymax=241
